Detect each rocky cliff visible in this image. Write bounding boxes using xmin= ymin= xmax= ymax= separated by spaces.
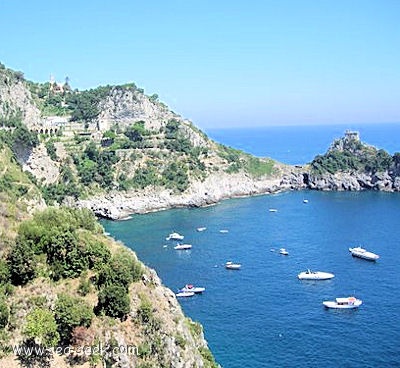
xmin=0 ymin=64 xmax=41 ymax=129
xmin=306 ymin=130 xmax=400 ymax=192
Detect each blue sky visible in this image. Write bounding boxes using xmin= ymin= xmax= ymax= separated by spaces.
xmin=1 ymin=0 xmax=399 ymax=128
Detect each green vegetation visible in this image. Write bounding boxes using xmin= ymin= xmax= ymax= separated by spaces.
xmin=73 ymin=141 xmax=119 ymax=189
xmin=163 ymin=119 xmax=193 ymax=154
xmin=7 ymin=207 xmax=106 ymax=284
xmin=199 ymin=347 xmax=219 ymax=368
xmin=218 ymin=144 xmax=275 ymax=177
xmin=95 ymin=250 xmax=142 ymax=319
xmin=244 ymin=156 xmax=275 ymax=177
xmin=45 ymin=140 xmax=57 ymax=161
xmin=55 ymin=293 xmax=93 ymax=343
xmin=67 ymin=86 xmax=112 ymax=122
xmin=95 ymin=284 xmax=130 ymax=319
xmin=137 ymin=295 xmax=153 ymax=324
xmin=0 ymin=298 xmax=9 ymax=329
xmin=175 ymin=333 xmax=186 ymax=348
xmin=186 ymin=318 xmax=203 ymax=339
xmin=24 ymin=307 xmax=59 ymax=347
xmin=311 ymin=138 xmax=394 ymax=175
xmin=162 ymin=161 xmax=189 ymax=192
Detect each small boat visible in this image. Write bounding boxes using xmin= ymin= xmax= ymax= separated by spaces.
xmin=179 ymin=284 xmax=205 ymax=294
xmin=303 ymin=199 xmax=309 ymax=203
xmin=197 ymin=227 xmax=207 ymax=232
xmin=225 ymin=261 xmax=241 ymax=270
xmin=298 ymin=269 xmax=334 ymax=280
xmin=176 ymin=291 xmax=195 ymax=297
xmin=323 ymin=296 xmax=362 ymax=309
xmin=349 ymin=246 xmax=379 ymax=261
xmin=174 ymin=243 xmax=192 ymax=250
xmin=219 ymin=229 xmax=229 ymax=233
xmin=166 ymin=232 xmax=184 ymax=241
xmin=279 ymin=248 xmax=289 ymax=255
xmin=269 ymin=208 xmax=278 ymax=212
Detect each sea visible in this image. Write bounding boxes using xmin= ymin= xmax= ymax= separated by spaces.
xmin=101 ymin=123 xmax=400 ymax=368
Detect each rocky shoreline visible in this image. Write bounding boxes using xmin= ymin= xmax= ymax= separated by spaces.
xmin=77 ymin=170 xmax=304 ymax=220
xmin=78 ymin=168 xmax=400 ymax=220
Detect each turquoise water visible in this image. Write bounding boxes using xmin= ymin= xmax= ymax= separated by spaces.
xmin=102 ymin=124 xmax=400 ymax=367
xmin=102 ymin=191 xmax=400 ymax=367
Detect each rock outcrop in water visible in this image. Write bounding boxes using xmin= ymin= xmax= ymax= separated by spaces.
xmin=305 ymin=130 xmax=400 ymax=192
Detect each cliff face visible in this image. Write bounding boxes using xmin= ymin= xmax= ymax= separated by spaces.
xmin=307 ymin=171 xmax=399 ymax=191
xmin=307 ymin=131 xmax=400 ymax=192
xmin=0 ymin=65 xmax=41 ymax=128
xmin=96 ymin=86 xmax=210 ymax=149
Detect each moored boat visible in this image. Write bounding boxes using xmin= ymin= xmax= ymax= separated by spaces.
xmin=349 ymin=246 xmax=379 ymax=261
xmin=179 ymin=284 xmax=205 ymax=293
xmin=323 ymin=296 xmax=362 ymax=309
xmin=225 ymin=261 xmax=241 ymax=270
xmin=219 ymin=229 xmax=229 ymax=233
xmin=269 ymin=208 xmax=278 ymax=212
xmin=298 ymin=269 xmax=334 ymax=280
xmin=176 ymin=291 xmax=195 ymax=297
xmin=279 ymin=248 xmax=289 ymax=255
xmin=174 ymin=243 xmax=192 ymax=250
xmin=166 ymin=232 xmax=184 ymax=241
xmin=197 ymin=227 xmax=207 ymax=232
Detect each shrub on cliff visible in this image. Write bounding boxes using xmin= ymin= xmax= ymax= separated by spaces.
xmin=0 ymin=297 xmax=9 ymax=329
xmin=7 ymin=240 xmax=36 ymax=286
xmin=55 ymin=293 xmax=93 ymax=344
xmin=96 ymin=250 xmax=143 ymax=290
xmin=95 ymin=284 xmax=130 ymax=320
xmin=24 ymin=307 xmax=60 ymax=347
xmin=10 ymin=207 xmax=105 ymax=283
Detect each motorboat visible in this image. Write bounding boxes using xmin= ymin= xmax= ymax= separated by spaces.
xmin=219 ymin=229 xmax=229 ymax=233
xmin=349 ymin=246 xmax=379 ymax=261
xmin=225 ymin=261 xmax=241 ymax=270
xmin=179 ymin=284 xmax=205 ymax=294
xmin=166 ymin=232 xmax=184 ymax=241
xmin=279 ymin=248 xmax=289 ymax=255
xmin=197 ymin=227 xmax=207 ymax=232
xmin=323 ymin=296 xmax=362 ymax=309
xmin=298 ymin=269 xmax=335 ymax=280
xmin=176 ymin=291 xmax=195 ymax=297
xmin=174 ymin=243 xmax=192 ymax=250
xmin=269 ymin=208 xmax=278 ymax=212
xmin=303 ymin=199 xmax=309 ymax=203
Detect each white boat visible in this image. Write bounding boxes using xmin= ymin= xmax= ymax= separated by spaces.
xmin=174 ymin=243 xmax=192 ymax=250
xmin=269 ymin=208 xmax=278 ymax=212
xmin=197 ymin=227 xmax=207 ymax=232
xmin=298 ymin=269 xmax=335 ymax=280
xmin=279 ymin=248 xmax=289 ymax=255
xmin=323 ymin=296 xmax=362 ymax=309
xmin=303 ymin=199 xmax=309 ymax=203
xmin=219 ymin=229 xmax=229 ymax=233
xmin=225 ymin=261 xmax=241 ymax=270
xmin=179 ymin=284 xmax=205 ymax=294
xmin=166 ymin=232 xmax=184 ymax=241
xmin=176 ymin=291 xmax=195 ymax=297
xmin=349 ymin=246 xmax=379 ymax=261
